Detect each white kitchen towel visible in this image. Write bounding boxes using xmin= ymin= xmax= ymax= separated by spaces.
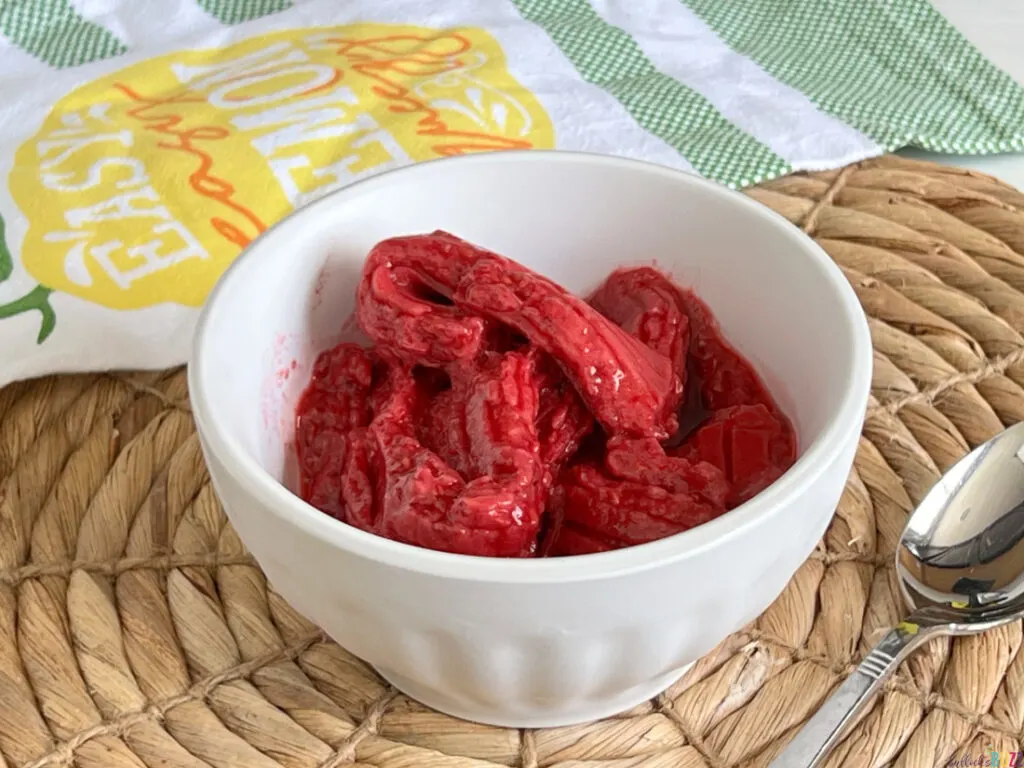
xmin=1 ymin=0 xmax=1023 ymax=386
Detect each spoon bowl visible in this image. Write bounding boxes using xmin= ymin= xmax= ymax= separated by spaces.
xmin=771 ymin=421 xmax=1024 ymax=768
xmin=899 ymin=420 xmax=1024 ymax=616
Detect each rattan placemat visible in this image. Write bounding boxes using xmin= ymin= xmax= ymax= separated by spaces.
xmin=2 ymin=154 xmax=1022 ymax=768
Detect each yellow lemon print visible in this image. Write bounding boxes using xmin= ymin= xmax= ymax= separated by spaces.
xmin=10 ymin=25 xmax=555 ymax=310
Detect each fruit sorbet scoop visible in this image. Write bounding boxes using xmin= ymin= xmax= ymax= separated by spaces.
xmin=294 ymin=231 xmax=796 ymax=557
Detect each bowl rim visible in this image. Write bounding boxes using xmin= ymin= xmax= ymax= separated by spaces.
xmin=189 ymin=149 xmax=872 ymax=584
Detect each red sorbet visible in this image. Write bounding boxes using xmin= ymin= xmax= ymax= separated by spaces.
xmin=294 ymin=232 xmax=796 ymax=557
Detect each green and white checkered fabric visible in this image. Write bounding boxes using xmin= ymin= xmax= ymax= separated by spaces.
xmin=512 ymin=0 xmax=791 ymax=185
xmin=0 ymin=0 xmax=125 ymax=69
xmin=685 ymin=0 xmax=1024 ymax=156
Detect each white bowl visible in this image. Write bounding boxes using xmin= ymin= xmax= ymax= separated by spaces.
xmin=189 ymin=151 xmax=872 ymax=728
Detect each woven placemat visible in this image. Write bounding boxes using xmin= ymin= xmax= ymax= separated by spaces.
xmin=3 ymin=154 xmax=1023 ymax=768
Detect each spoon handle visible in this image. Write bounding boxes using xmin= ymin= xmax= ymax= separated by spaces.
xmin=768 ymin=624 xmax=921 ymax=768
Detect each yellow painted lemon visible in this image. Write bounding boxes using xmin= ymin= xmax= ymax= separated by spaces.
xmin=10 ymin=24 xmax=554 ymax=310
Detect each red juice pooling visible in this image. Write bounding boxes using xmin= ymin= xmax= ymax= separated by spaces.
xmin=294 ymin=232 xmax=797 ymax=558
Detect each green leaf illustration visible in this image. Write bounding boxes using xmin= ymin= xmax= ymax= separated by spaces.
xmin=0 ymin=212 xmax=10 ymax=283
xmin=0 ymin=213 xmax=57 ymax=344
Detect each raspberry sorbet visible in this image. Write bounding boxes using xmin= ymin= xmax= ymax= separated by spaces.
xmin=294 ymin=232 xmax=796 ymax=558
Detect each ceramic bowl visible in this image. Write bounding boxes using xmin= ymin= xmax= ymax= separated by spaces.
xmin=189 ymin=150 xmax=872 ymax=728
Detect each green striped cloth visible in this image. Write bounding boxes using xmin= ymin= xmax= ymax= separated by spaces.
xmin=1 ymin=0 xmax=1021 ymax=186
xmin=1 ymin=0 xmax=1022 ymax=384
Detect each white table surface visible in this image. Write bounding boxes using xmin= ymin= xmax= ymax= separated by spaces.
xmin=906 ymin=0 xmax=1024 ymax=187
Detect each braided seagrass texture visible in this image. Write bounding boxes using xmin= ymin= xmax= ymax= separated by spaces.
xmin=2 ymin=155 xmax=1023 ymax=768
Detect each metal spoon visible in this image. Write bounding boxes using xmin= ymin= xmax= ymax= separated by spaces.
xmin=769 ymin=420 xmax=1024 ymax=768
